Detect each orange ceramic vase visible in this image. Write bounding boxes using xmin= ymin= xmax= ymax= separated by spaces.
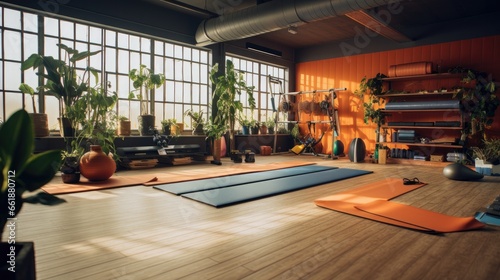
xmin=79 ymin=145 xmax=116 ymax=181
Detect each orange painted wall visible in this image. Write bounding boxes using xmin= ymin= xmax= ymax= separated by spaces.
xmin=295 ymin=35 xmax=500 ymax=155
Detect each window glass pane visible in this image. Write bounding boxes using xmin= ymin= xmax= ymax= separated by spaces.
xmin=174 ymin=45 xmax=182 ymax=59
xmin=90 ymin=26 xmax=102 ymax=44
xmin=130 ymin=52 xmax=140 ymax=69
xmin=141 ymin=37 xmax=150 ymax=52
xmin=60 ymin=20 xmax=73 ymax=39
xmin=192 ymin=63 xmax=200 ymax=83
xmin=5 ymin=61 xmax=21 ymax=90
xmin=165 ymin=43 xmax=174 ymax=57
xmin=4 ymin=30 xmax=21 ymax=60
xmin=106 ymin=30 xmax=116 ymax=46
xmin=174 ymin=59 xmax=182 ymax=80
xmin=4 ymin=8 xmax=21 ymax=29
xmin=76 ymin=24 xmax=88 ymax=41
xmin=183 ymin=46 xmax=191 ymax=60
xmin=130 ymin=35 xmax=140 ymax=51
xmin=118 ymin=49 xmax=130 ymax=74
xmin=117 ymin=33 xmax=128 ymax=48
xmin=192 ymin=49 xmax=199 ymax=62
xmin=154 ymin=40 xmax=163 ymax=55
xmin=165 ymin=58 xmax=174 ymax=79
xmin=166 ymin=81 xmax=174 ymax=102
xmin=44 ymin=17 xmax=59 ymax=36
xmin=183 ymin=61 xmax=191 ymax=82
xmin=44 ymin=37 xmax=59 ymax=57
xmin=23 ymin=13 xmax=38 ymax=32
xmin=105 ymin=47 xmax=116 ymax=72
xmin=183 ymin=83 xmax=191 ymax=104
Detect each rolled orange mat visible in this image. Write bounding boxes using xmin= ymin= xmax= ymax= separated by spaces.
xmin=315 ymin=178 xmax=484 ymax=232
xmin=355 ymin=200 xmax=485 ymax=233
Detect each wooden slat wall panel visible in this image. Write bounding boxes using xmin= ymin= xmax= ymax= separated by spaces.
xmin=296 ymin=35 xmax=500 ymax=154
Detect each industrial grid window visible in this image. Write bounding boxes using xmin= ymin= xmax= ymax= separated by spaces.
xmin=0 ymin=5 xmax=211 ymax=132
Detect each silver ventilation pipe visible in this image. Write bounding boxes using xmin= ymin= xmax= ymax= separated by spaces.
xmin=196 ymin=0 xmax=394 ymax=46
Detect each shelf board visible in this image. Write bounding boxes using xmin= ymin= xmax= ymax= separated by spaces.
xmin=379 ymin=91 xmax=458 ymax=98
xmin=379 ymin=142 xmax=463 ymax=148
xmin=380 ymin=73 xmax=463 ymax=81
xmin=381 ymin=125 xmax=462 ymax=130
xmin=382 ymin=108 xmax=461 ymax=113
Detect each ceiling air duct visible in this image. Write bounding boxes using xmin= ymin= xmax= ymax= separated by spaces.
xmin=195 ymin=0 xmax=395 ymax=46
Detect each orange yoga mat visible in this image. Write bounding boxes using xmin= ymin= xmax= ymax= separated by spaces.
xmin=315 ymin=178 xmax=484 ymax=233
xmin=42 ymin=174 xmax=158 ymax=195
xmin=143 ymin=161 xmax=316 ymax=186
xmin=355 ymin=200 xmax=485 ymax=233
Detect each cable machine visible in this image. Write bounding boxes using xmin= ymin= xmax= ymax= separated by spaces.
xmin=268 ymin=75 xmax=346 ymax=159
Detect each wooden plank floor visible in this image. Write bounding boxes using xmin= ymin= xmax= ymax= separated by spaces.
xmin=5 ymin=154 xmax=500 ymax=279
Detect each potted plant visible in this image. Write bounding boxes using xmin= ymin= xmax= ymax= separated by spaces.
xmin=354 ymin=73 xmax=388 ymax=140
xmin=210 ymin=59 xmax=255 ymax=151
xmin=18 ymin=83 xmax=50 ymax=137
xmin=450 ymin=68 xmax=499 ymax=141
xmin=250 ymin=119 xmax=260 ymax=135
xmin=117 ymin=116 xmax=131 ymax=136
xmin=259 ymin=121 xmax=268 ymax=135
xmin=238 ymin=114 xmax=252 ymax=135
xmin=0 ymin=110 xmax=62 ymax=278
xmin=203 ymin=119 xmax=228 ymax=165
xmin=471 ymin=138 xmax=500 ymax=176
xmin=185 ymin=109 xmax=205 ymax=135
xmin=161 ymin=119 xmax=178 ymax=136
xmin=128 ymin=64 xmax=165 ymax=136
xmin=21 ymin=44 xmax=101 ymax=137
xmin=265 ymin=117 xmax=276 ymax=134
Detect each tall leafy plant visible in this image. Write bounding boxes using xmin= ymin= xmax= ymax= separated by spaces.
xmin=209 ymin=59 xmax=255 ymax=151
xmin=21 ymin=44 xmax=101 ymax=119
xmin=451 ymin=68 xmax=499 ymax=140
xmin=0 ymin=110 xmax=62 ymax=239
xmin=128 ymin=64 xmax=166 ymax=116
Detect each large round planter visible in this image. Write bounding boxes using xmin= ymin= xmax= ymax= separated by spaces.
xmin=117 ymin=120 xmax=131 ymax=136
xmin=29 ymin=113 xmax=49 ymax=137
xmin=138 ymin=115 xmax=155 ymax=136
xmin=79 ymin=145 xmax=116 ymax=181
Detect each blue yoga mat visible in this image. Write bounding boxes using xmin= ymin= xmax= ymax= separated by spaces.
xmin=475 ymin=212 xmax=500 ymax=226
xmin=153 ymin=165 xmax=337 ymax=195
xmin=181 ymin=168 xmax=372 ymax=207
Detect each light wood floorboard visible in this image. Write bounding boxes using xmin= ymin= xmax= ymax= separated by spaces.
xmin=5 ymin=154 xmax=500 ymax=279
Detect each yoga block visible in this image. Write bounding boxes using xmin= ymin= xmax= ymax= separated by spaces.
xmin=430 ymin=154 xmax=444 ymax=162
xmin=260 ymin=146 xmax=272 ymax=156
xmin=378 ymin=149 xmax=387 ymax=164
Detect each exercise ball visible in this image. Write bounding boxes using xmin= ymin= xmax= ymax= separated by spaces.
xmin=443 ymin=163 xmax=484 ymax=181
xmin=333 ymin=140 xmax=344 ymax=156
xmin=348 ymin=138 xmax=366 ymax=163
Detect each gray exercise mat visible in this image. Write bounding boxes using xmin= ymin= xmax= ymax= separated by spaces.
xmin=181 ymin=168 xmax=372 ymax=207
xmin=153 ymin=165 xmax=337 ymax=195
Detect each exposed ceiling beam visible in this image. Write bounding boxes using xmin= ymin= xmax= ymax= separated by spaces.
xmin=345 ymin=10 xmax=412 ymax=43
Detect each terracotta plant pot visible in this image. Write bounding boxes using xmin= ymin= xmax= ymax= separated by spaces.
xmin=117 ymin=120 xmax=131 ymax=136
xmin=79 ymin=145 xmax=116 ymax=181
xmin=29 ymin=113 xmax=49 ymax=137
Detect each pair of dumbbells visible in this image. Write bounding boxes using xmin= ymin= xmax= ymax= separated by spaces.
xmin=231 ymin=150 xmax=255 ymax=163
